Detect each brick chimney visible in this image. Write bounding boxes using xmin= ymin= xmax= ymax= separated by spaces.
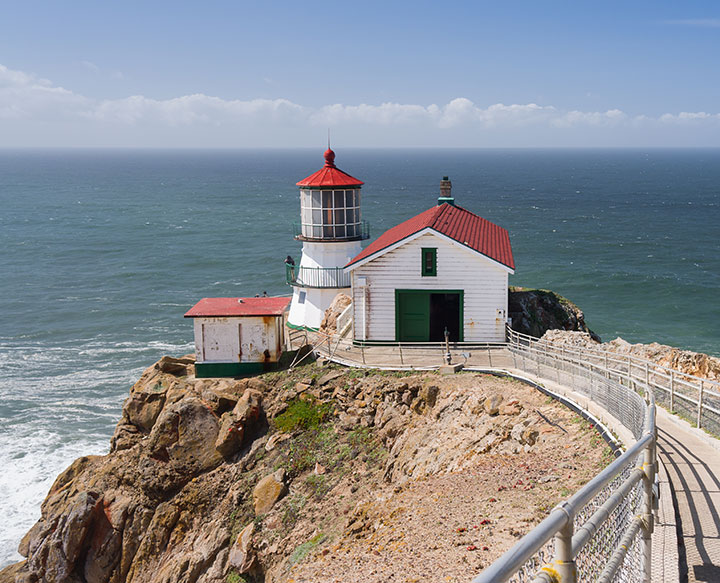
xmin=438 ymin=176 xmax=454 ymax=206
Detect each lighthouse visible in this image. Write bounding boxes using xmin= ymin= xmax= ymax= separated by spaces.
xmin=286 ymin=148 xmax=368 ymax=330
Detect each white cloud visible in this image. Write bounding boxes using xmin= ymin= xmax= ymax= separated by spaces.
xmin=659 ymin=111 xmax=720 ymax=122
xmin=2 ymin=63 xmax=720 ymax=147
xmin=0 ymin=64 xmax=89 ymax=121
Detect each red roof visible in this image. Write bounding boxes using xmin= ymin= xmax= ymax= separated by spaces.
xmin=184 ymin=297 xmax=291 ymax=318
xmin=296 ymin=148 xmax=364 ymax=188
xmin=346 ymin=203 xmax=515 ymax=270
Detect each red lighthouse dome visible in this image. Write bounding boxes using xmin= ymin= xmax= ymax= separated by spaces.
xmin=296 ymin=149 xmax=364 ymax=188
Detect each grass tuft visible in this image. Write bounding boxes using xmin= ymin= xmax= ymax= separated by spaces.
xmin=273 ymin=398 xmax=332 ymax=433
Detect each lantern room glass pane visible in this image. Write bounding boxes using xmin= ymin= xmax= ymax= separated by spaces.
xmin=312 ymin=209 xmax=322 ymax=223
xmin=302 ymin=207 xmax=312 ymax=224
xmin=334 ymin=190 xmax=344 ymax=207
xmin=334 ymin=209 xmax=345 ymax=224
xmin=335 ymin=225 xmax=346 ymax=238
xmin=312 ymin=226 xmax=322 ymax=238
xmin=322 ymin=191 xmax=332 ymax=208
xmin=345 ymin=208 xmax=355 ymax=223
xmin=311 ymin=191 xmax=322 ymax=208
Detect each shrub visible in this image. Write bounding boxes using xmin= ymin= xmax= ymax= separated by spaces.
xmin=274 ymin=398 xmax=332 ymax=433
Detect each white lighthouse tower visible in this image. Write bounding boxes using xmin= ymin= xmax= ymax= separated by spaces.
xmin=286 ymin=148 xmax=368 ymax=330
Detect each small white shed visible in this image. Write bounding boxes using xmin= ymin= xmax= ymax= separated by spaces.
xmin=345 ymin=186 xmax=514 ymax=343
xmin=184 ymin=297 xmax=291 ymax=377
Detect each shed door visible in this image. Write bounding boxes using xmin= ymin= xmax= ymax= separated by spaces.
xmin=396 ymin=292 xmax=430 ymax=341
xmin=396 ymin=291 xmax=463 ymax=342
xmin=201 ymin=322 xmax=240 ymax=362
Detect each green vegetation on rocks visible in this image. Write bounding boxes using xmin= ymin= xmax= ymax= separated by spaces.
xmin=273 ymin=398 xmax=332 ymax=433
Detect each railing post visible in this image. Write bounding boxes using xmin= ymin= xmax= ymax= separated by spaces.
xmin=627 ymin=355 xmax=633 ymax=389
xmin=398 ymin=343 xmax=404 ymax=365
xmin=361 ymin=344 xmax=366 ymax=365
xmin=670 ymin=370 xmax=675 ymax=412
xmin=488 ymin=346 xmax=492 ymax=367
xmin=605 ymin=352 xmax=609 ymax=379
xmin=698 ymin=380 xmax=704 ymax=429
xmin=641 ymin=438 xmax=656 ymax=583
xmin=553 ymin=519 xmax=576 ymax=583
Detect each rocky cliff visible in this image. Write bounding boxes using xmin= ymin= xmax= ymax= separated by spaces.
xmin=508 ymin=287 xmax=600 ymax=341
xmin=2 ymin=357 xmax=607 ymax=583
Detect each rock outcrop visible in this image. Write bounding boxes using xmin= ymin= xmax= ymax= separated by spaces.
xmin=541 ymin=330 xmax=720 ymax=381
xmin=318 ymin=293 xmax=352 ymax=336
xmin=1 ymin=358 xmax=606 ymax=583
xmin=509 ymin=287 xmax=600 ymax=341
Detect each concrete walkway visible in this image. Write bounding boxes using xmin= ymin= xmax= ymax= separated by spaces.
xmin=656 ymin=408 xmax=720 ymax=582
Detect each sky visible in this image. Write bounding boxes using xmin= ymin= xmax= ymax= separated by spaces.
xmin=1 ymin=0 xmax=720 ymax=148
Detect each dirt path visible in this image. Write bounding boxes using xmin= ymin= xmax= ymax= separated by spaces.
xmin=284 ymin=373 xmax=609 ymax=583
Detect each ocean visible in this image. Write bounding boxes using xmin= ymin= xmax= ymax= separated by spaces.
xmin=1 ymin=148 xmax=718 ymax=566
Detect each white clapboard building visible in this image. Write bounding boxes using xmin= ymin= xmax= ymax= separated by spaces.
xmin=344 ymin=178 xmax=515 ymax=343
xmin=184 ymin=297 xmax=290 ymax=377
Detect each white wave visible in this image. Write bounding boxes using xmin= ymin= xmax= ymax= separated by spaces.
xmin=0 ymin=428 xmax=108 ymax=569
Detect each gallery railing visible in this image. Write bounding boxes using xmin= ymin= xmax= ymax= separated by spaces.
xmin=285 ymin=264 xmax=351 ymax=289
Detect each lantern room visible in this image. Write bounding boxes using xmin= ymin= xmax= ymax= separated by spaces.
xmin=295 ymin=149 xmax=368 ymax=241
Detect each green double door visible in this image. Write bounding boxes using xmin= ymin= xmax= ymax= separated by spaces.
xmin=396 ymin=290 xmax=463 ymax=342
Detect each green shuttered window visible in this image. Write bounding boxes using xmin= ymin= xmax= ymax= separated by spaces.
xmin=421 ymin=248 xmax=437 ymax=276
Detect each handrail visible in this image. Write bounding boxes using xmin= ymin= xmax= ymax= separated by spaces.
xmin=508 ymin=327 xmax=720 ymax=392
xmin=507 ymin=327 xmax=719 ymax=436
xmin=336 ymin=303 xmax=353 ymax=337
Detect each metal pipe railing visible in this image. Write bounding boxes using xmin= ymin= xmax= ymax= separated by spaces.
xmin=506 ymin=327 xmax=719 ymax=436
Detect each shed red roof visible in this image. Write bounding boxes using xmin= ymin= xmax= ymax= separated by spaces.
xmin=346 ymin=203 xmax=514 ymax=270
xmin=184 ymin=297 xmax=291 ymax=318
xmin=296 ymin=148 xmax=363 ymax=188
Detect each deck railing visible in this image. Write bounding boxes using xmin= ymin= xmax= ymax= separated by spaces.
xmin=285 ymin=264 xmax=351 ymax=289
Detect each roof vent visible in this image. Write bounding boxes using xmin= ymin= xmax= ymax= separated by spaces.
xmin=438 ymin=176 xmax=454 ymax=206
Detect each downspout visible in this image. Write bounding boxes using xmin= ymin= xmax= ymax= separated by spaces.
xmin=357 ymin=276 xmax=368 ymax=342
